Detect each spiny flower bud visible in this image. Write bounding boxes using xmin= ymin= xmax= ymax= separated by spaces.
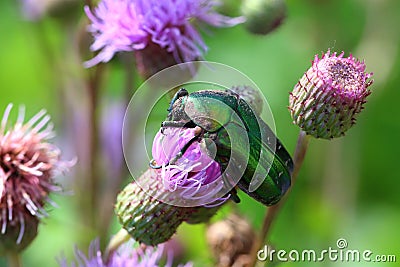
xmin=115 ymin=170 xmax=192 ymax=246
xmin=206 ymin=213 xmax=256 ymax=267
xmin=0 ymin=104 xmax=73 ymax=253
xmin=289 ymin=50 xmax=373 ymax=139
xmin=185 ymin=206 xmax=220 ymax=225
xmin=116 ymin=127 xmax=227 ymax=245
xmin=241 ymin=0 xmax=287 ymax=35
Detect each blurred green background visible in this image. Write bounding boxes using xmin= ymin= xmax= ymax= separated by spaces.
xmin=0 ymin=0 xmax=399 ymax=266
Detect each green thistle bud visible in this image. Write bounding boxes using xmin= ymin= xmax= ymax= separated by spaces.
xmin=241 ymin=0 xmax=287 ymax=35
xmin=289 ymin=50 xmax=373 ymax=139
xmin=185 ymin=206 xmax=221 ymax=225
xmin=115 ymin=169 xmax=192 ymax=246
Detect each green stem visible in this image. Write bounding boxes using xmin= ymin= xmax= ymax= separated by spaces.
xmin=86 ymin=63 xmax=104 ymax=232
xmin=7 ymin=251 xmax=22 ymax=267
xmin=99 ymin=52 xmax=137 ymax=243
xmin=103 ymin=229 xmax=131 ymax=264
xmin=249 ymin=130 xmax=311 ymax=266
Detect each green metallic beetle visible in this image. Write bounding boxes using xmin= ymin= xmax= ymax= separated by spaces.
xmin=150 ymin=88 xmax=293 ymax=206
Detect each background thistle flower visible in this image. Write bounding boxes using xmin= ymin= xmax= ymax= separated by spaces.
xmin=84 ymin=0 xmax=245 ymax=70
xmin=289 ymin=50 xmax=373 ymax=139
xmin=0 ymin=104 xmax=73 ymax=253
xmin=59 ymin=239 xmax=193 ymax=267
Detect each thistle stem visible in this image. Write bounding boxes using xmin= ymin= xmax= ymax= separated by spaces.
xmin=7 ymin=251 xmax=22 ymax=267
xmin=104 ymin=229 xmax=131 ymax=263
xmin=87 ymin=63 xmax=104 ymax=232
xmin=99 ymin=53 xmax=136 ymax=243
xmin=249 ymin=130 xmax=311 ymax=266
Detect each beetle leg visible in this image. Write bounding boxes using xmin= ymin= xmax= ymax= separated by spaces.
xmin=222 ymin=175 xmax=241 ymax=203
xmin=161 ymin=121 xmax=188 ymax=128
xmin=161 ymin=120 xmax=197 ymax=136
xmin=229 ymin=188 xmax=241 ymax=203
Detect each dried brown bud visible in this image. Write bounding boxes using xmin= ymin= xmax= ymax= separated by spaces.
xmin=206 ymin=214 xmax=256 ymax=267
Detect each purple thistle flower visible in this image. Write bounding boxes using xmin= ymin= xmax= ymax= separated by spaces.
xmin=152 ymin=127 xmax=226 ymax=206
xmin=0 ymin=104 xmax=73 ymax=250
xmin=84 ymin=0 xmax=245 ymax=68
xmin=59 ymin=239 xmax=193 ymax=267
xmin=289 ymin=50 xmax=374 ymax=139
xmin=115 ymin=127 xmax=227 ymax=245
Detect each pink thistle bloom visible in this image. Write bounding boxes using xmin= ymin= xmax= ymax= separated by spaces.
xmin=84 ymin=0 xmax=245 ymax=68
xmin=152 ymin=127 xmax=226 ymax=206
xmin=0 ymin=104 xmax=74 ymax=246
xmin=289 ymin=50 xmax=374 ymax=139
xmin=59 ymin=239 xmax=193 ymax=267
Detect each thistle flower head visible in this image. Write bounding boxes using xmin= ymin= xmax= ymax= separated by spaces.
xmin=289 ymin=50 xmax=373 ymax=139
xmin=59 ymin=239 xmax=192 ymax=267
xmin=0 ymin=104 xmax=73 ymax=251
xmin=115 ymin=127 xmax=226 ymax=245
xmin=84 ymin=0 xmax=245 ymax=68
xmin=152 ymin=127 xmax=226 ymax=206
xmin=115 ymin=171 xmax=192 ymax=245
